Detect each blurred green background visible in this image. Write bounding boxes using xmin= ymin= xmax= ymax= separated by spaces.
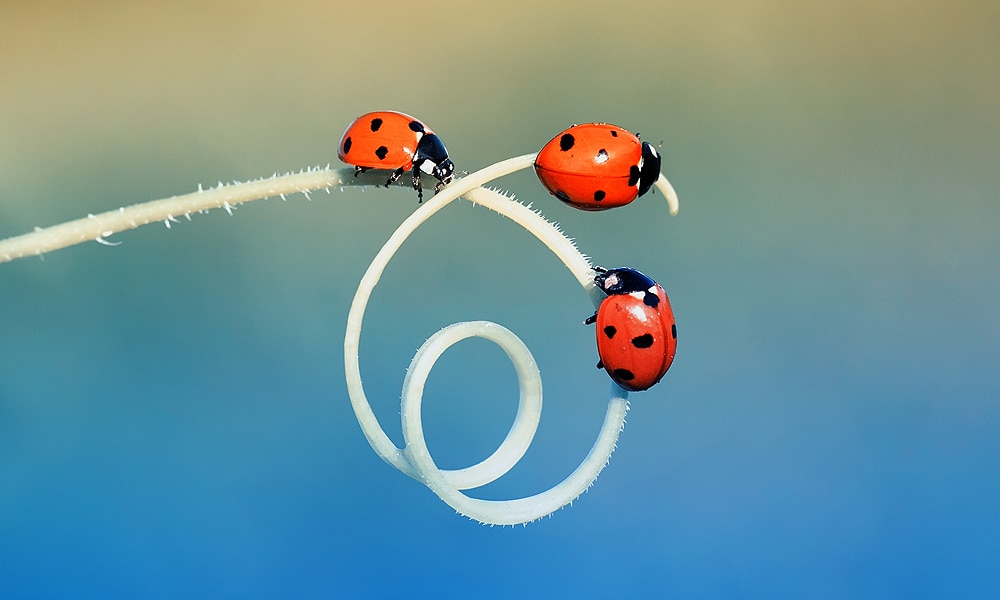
xmin=2 ymin=1 xmax=998 ymax=597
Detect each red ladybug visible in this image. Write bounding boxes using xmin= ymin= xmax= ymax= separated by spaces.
xmin=533 ymin=123 xmax=662 ymax=211
xmin=338 ymin=110 xmax=455 ymax=202
xmin=585 ymin=267 xmax=677 ymax=391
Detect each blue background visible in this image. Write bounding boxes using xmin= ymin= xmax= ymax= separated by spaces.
xmin=1 ymin=1 xmax=998 ymax=597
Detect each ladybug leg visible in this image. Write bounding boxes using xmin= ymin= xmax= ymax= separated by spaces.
xmin=353 ymin=166 xmax=368 ymax=178
xmin=411 ymin=167 xmax=424 ymax=203
xmin=384 ymin=166 xmax=405 ymax=189
xmin=584 ymin=312 xmax=598 ymax=325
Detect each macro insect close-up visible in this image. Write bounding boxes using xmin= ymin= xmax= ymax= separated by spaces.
xmin=2 ymin=1 xmax=997 ymax=598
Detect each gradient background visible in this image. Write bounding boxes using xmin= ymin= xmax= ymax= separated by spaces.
xmin=2 ymin=1 xmax=998 ymax=597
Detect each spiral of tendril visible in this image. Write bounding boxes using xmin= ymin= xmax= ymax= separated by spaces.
xmin=343 ymin=154 xmax=678 ymax=525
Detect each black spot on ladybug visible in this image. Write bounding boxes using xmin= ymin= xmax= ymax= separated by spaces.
xmin=671 ymin=324 xmax=677 ymax=339
xmin=408 ymin=120 xmax=425 ymax=133
xmin=632 ymin=333 xmax=654 ymax=348
xmin=342 ymin=137 xmax=352 ymax=154
xmin=643 ymin=291 xmax=660 ymax=308
xmin=559 ymin=133 xmax=575 ymax=151
xmin=555 ymin=190 xmax=572 ymax=204
xmin=370 ymin=118 xmax=383 ymax=132
xmin=628 ymin=164 xmax=641 ymax=186
xmin=603 ymin=325 xmax=617 ymax=339
xmin=613 ymin=368 xmax=635 ymax=381
xmin=594 ymin=190 xmax=606 ymax=202
xmin=596 ymin=149 xmax=609 ymax=163
xmin=375 ymin=146 xmax=389 ymax=160
xmin=610 ymin=130 xmax=618 ymax=137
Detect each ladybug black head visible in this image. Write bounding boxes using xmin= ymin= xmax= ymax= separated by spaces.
xmin=414 ymin=133 xmax=455 ymax=186
xmin=431 ymin=157 xmax=455 ymax=185
xmin=637 ymin=142 xmax=662 ymax=198
xmin=595 ymin=267 xmax=657 ymax=295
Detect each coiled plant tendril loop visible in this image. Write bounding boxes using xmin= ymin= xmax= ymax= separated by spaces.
xmin=344 ymin=154 xmax=677 ymax=524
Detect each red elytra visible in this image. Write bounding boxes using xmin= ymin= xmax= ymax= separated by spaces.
xmin=339 ymin=111 xmax=426 ymax=170
xmin=534 ymin=123 xmax=662 ymax=211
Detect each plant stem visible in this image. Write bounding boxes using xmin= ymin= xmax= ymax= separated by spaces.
xmin=3 ymin=150 xmax=681 ymax=525
xmin=0 ymin=167 xmax=393 ymax=263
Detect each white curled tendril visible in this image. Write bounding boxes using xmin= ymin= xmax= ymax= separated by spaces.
xmin=0 ymin=150 xmax=680 ymax=526
xmin=344 ymin=155 xmax=679 ymax=525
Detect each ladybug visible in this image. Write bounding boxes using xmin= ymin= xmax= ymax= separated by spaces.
xmin=338 ymin=110 xmax=455 ymax=202
xmin=585 ymin=267 xmax=677 ymax=391
xmin=533 ymin=123 xmax=661 ymax=211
